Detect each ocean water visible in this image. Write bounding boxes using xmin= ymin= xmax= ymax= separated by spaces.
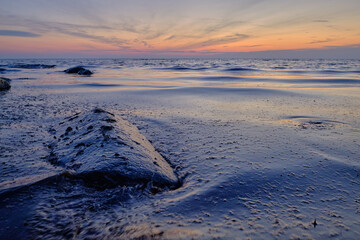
xmin=0 ymin=58 xmax=360 ymax=239
xmin=1 ymin=58 xmax=360 ymax=92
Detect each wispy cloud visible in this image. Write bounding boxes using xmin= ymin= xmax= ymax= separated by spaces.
xmin=313 ymin=19 xmax=329 ymax=23
xmin=180 ymin=33 xmax=250 ymax=50
xmin=202 ymin=19 xmax=245 ymax=35
xmin=0 ymin=0 xmax=359 ymax=57
xmin=165 ymin=35 xmax=176 ymax=41
xmin=308 ymin=38 xmax=333 ymax=44
xmin=79 ymin=48 xmax=222 ymax=56
xmin=241 ymin=44 xmax=264 ymax=48
xmin=200 ymin=33 xmax=249 ymax=47
xmin=0 ymin=29 xmax=40 ymax=37
xmin=55 ymin=29 xmax=130 ymax=48
xmin=324 ymin=43 xmax=360 ymax=49
xmin=0 ymin=14 xmax=132 ymax=49
xmin=0 ymin=14 xmax=112 ymax=32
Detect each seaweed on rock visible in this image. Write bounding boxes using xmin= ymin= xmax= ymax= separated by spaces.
xmin=47 ymin=108 xmax=179 ymax=190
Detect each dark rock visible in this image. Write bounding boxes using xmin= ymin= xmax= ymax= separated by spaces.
xmin=0 ymin=77 xmax=11 ymax=91
xmin=313 ymin=219 xmax=317 ymax=228
xmin=93 ymin=108 xmax=114 ymax=116
xmin=64 ymin=66 xmax=93 ymax=76
xmin=8 ymin=64 xmax=55 ymax=69
xmin=65 ymin=127 xmax=73 ymax=135
xmin=79 ymin=69 xmax=92 ymax=75
xmin=0 ymin=77 xmax=11 ymax=82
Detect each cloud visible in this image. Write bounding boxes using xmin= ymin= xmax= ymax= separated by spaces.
xmin=242 ymin=44 xmax=264 ymax=48
xmin=308 ymin=38 xmax=333 ymax=44
xmin=0 ymin=29 xmax=40 ymax=37
xmin=0 ymin=14 xmax=132 ymax=49
xmin=165 ymin=35 xmax=175 ymax=40
xmin=202 ymin=19 xmax=245 ymax=34
xmin=0 ymin=14 xmax=168 ymax=50
xmin=84 ymin=48 xmax=222 ymax=56
xmin=313 ymin=20 xmax=329 ymax=23
xmin=180 ymin=33 xmax=250 ymax=50
xmin=57 ymin=29 xmax=130 ymax=48
xmin=201 ymin=33 xmax=249 ymax=47
xmin=323 ymin=43 xmax=360 ymax=49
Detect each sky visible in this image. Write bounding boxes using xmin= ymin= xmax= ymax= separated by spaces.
xmin=0 ymin=0 xmax=359 ymax=58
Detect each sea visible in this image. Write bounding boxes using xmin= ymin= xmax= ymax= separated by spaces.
xmin=1 ymin=58 xmax=360 ymax=92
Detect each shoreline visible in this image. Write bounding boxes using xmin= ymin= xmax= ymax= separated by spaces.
xmin=0 ymin=58 xmax=359 ymax=239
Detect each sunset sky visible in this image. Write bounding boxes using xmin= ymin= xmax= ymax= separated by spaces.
xmin=0 ymin=0 xmax=359 ymax=58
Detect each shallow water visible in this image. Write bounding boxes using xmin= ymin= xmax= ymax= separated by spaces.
xmin=0 ymin=58 xmax=360 ymax=239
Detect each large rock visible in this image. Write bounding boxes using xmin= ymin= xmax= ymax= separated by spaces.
xmin=0 ymin=77 xmax=11 ymax=91
xmin=48 ymin=108 xmax=179 ymax=189
xmin=64 ymin=66 xmax=93 ymax=76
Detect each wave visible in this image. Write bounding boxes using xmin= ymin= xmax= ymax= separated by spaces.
xmin=288 ymin=78 xmax=360 ymax=84
xmin=8 ymin=63 xmax=56 ymax=69
xmin=318 ymin=70 xmax=360 ymax=74
xmin=280 ymin=69 xmax=360 ymax=75
xmin=137 ymin=86 xmax=298 ymax=96
xmin=188 ymin=76 xmax=245 ymax=81
xmin=153 ymin=66 xmax=209 ymax=71
xmin=177 ymin=76 xmax=360 ymax=85
xmin=223 ymin=67 xmax=259 ymax=72
xmin=0 ymin=68 xmax=21 ymax=73
xmin=76 ymin=83 xmax=120 ymax=87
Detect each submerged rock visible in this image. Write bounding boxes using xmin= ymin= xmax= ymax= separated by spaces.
xmin=0 ymin=77 xmax=11 ymax=91
xmin=48 ymin=108 xmax=178 ymax=189
xmin=64 ymin=66 xmax=93 ymax=76
xmin=8 ymin=64 xmax=55 ymax=69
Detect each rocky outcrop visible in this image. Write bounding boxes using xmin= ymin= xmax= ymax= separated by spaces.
xmin=0 ymin=77 xmax=11 ymax=91
xmin=47 ymin=108 xmax=179 ymax=189
xmin=64 ymin=66 xmax=93 ymax=76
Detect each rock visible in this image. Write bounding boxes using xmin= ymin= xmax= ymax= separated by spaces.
xmin=8 ymin=64 xmax=55 ymax=69
xmin=0 ymin=77 xmax=11 ymax=91
xmin=64 ymin=66 xmax=93 ymax=76
xmin=48 ymin=108 xmax=179 ymax=189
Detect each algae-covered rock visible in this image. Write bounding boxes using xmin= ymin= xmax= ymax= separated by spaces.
xmin=48 ymin=108 xmax=178 ymax=188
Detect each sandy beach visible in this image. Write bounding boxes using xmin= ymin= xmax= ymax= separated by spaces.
xmin=0 ymin=58 xmax=360 ymax=239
